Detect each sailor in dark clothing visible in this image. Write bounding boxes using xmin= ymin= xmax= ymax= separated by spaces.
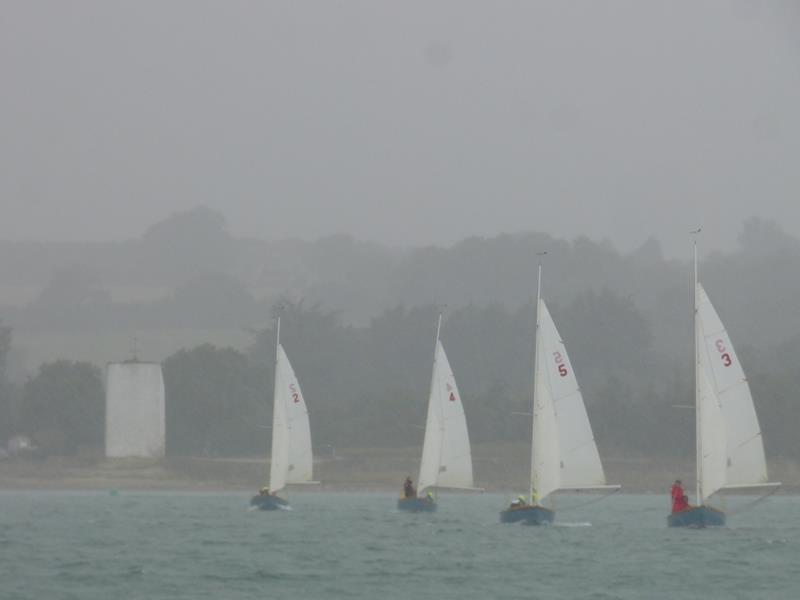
xmin=403 ymin=476 xmax=415 ymax=498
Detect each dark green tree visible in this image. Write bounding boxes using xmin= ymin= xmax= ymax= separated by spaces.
xmin=20 ymin=360 xmax=104 ymax=454
xmin=0 ymin=321 xmax=16 ymax=440
xmin=163 ymin=344 xmax=266 ymax=456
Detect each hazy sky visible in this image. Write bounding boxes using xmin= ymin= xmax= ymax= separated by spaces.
xmin=1 ymin=1 xmax=798 ymax=256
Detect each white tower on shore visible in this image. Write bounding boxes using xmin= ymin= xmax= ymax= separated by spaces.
xmin=105 ymin=356 xmax=166 ymax=458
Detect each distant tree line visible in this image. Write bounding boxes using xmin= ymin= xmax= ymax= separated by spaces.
xmin=2 ymin=293 xmax=798 ymax=463
xmin=1 ymin=213 xmax=799 ymax=461
xmin=0 ymin=322 xmax=104 ymax=455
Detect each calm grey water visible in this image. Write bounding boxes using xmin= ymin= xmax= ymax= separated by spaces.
xmin=1 ymin=491 xmax=797 ymax=600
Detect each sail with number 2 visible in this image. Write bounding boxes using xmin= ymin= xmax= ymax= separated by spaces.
xmin=269 ymin=342 xmax=314 ymax=493
xmin=251 ymin=318 xmax=317 ymax=510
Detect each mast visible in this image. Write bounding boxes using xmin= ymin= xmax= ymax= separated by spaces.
xmin=274 ymin=315 xmax=281 ymax=413
xmin=269 ymin=315 xmax=281 ymax=489
xmin=434 ymin=312 xmax=443 ymax=358
xmin=530 ymin=252 xmax=546 ymax=504
xmin=691 ymin=231 xmax=702 ymax=505
xmin=432 ymin=311 xmax=444 ymax=493
xmin=418 ymin=311 xmax=443 ymax=495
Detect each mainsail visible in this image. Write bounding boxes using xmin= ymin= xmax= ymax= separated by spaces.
xmin=417 ymin=315 xmax=474 ymax=492
xmin=417 ymin=338 xmax=474 ymax=493
xmin=532 ymin=298 xmax=607 ymax=502
xmin=269 ymin=331 xmax=314 ymax=493
xmin=696 ymin=283 xmax=770 ymax=502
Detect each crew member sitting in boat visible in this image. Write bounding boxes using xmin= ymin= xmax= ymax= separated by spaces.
xmin=259 ymin=486 xmax=271 ymax=496
xmin=510 ymin=495 xmax=527 ymax=508
xmin=425 ymin=491 xmax=434 ymax=503
xmin=403 ymin=476 xmax=416 ymax=499
xmin=670 ymin=479 xmax=689 ymax=512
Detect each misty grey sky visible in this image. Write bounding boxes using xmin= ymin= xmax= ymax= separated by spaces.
xmin=1 ymin=1 xmax=799 ymax=256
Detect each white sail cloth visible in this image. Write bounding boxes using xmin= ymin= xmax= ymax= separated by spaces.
xmin=269 ymin=344 xmax=314 ymax=493
xmin=696 ymin=284 xmax=769 ymax=502
xmin=417 ymin=341 xmax=474 ymax=494
xmin=532 ymin=300 xmax=607 ymax=502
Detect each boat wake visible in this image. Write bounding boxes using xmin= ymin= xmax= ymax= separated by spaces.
xmin=554 ymin=521 xmax=592 ymax=528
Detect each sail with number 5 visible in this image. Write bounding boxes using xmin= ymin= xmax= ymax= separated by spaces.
xmin=502 ymin=261 xmax=618 ymax=525
xmin=532 ymin=299 xmax=610 ymax=502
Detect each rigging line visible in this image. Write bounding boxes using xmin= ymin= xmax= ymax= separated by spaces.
xmin=726 ymin=485 xmax=780 ymax=516
xmin=554 ymin=487 xmax=622 ymax=513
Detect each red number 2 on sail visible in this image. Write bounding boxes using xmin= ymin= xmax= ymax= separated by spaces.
xmin=290 ymin=384 xmax=300 ymax=403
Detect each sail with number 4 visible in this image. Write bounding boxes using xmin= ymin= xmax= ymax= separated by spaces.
xmin=417 ymin=317 xmax=475 ymax=494
xmin=269 ymin=322 xmax=314 ymax=494
xmin=695 ymin=282 xmax=776 ymax=503
xmin=531 ymin=297 xmax=612 ymax=503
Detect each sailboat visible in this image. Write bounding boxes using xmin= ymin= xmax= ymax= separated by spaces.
xmin=667 ymin=238 xmax=780 ymax=527
xmin=251 ymin=318 xmax=317 ymax=510
xmin=398 ymin=314 xmax=479 ymax=512
xmin=501 ymin=259 xmax=619 ymax=524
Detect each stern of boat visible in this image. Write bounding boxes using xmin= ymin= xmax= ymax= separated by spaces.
xmin=250 ymin=494 xmax=290 ymax=510
xmin=667 ymin=505 xmax=725 ymax=528
xmin=500 ymin=504 xmax=554 ymax=525
xmin=397 ymin=496 xmax=437 ymax=513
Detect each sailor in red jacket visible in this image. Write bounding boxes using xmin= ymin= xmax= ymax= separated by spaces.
xmin=671 ymin=479 xmax=689 ymax=512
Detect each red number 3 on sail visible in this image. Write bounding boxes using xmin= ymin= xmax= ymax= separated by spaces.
xmin=715 ymin=339 xmax=732 ymax=367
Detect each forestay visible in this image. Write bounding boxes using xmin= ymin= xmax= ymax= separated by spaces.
xmin=269 ymin=344 xmax=314 ymax=492
xmin=532 ymin=300 xmax=606 ymax=502
xmin=417 ymin=341 xmax=474 ymax=493
xmin=696 ymin=284 xmax=769 ymax=501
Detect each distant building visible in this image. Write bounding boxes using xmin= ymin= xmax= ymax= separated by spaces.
xmin=105 ymin=361 xmax=165 ymax=458
xmin=7 ymin=434 xmax=36 ymax=456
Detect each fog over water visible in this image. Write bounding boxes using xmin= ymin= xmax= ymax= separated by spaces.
xmin=1 ymin=2 xmax=800 ymax=489
xmin=2 ymin=1 xmax=799 ymax=256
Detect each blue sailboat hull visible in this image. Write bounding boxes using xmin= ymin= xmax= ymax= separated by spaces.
xmin=250 ymin=494 xmax=290 ymax=510
xmin=397 ymin=497 xmax=437 ymax=512
xmin=500 ymin=505 xmax=554 ymax=525
xmin=667 ymin=505 xmax=725 ymax=528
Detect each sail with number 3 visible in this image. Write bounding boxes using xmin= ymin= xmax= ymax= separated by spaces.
xmin=668 ymin=237 xmax=780 ymax=527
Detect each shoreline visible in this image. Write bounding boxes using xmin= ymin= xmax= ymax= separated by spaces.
xmin=2 ymin=446 xmax=798 ymax=494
